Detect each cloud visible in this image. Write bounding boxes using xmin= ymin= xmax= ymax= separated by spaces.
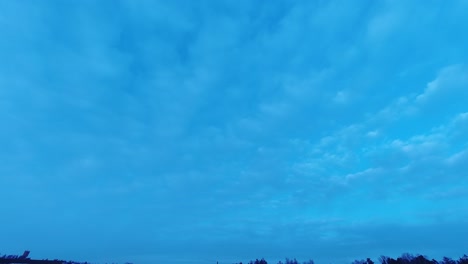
xmin=333 ymin=90 xmax=350 ymax=104
xmin=291 ymin=62 xmax=468 ymax=224
xmin=416 ymin=64 xmax=468 ymax=103
xmin=367 ymin=130 xmax=379 ymax=138
xmin=445 ymin=149 xmax=468 ymax=169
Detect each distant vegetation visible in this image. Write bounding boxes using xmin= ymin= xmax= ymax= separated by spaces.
xmin=239 ymin=253 xmax=468 ymax=264
xmin=0 ymin=251 xmax=132 ymax=264
xmin=3 ymin=251 xmax=468 ymax=264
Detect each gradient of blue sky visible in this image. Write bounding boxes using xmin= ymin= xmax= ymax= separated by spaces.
xmin=1 ymin=1 xmax=468 ymax=264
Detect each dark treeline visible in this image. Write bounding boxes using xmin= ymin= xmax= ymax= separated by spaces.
xmin=0 ymin=258 xmax=128 ymax=264
xmin=0 ymin=255 xmax=87 ymax=264
xmin=0 ymin=251 xmax=132 ymax=264
xmin=238 ymin=253 xmax=468 ymax=264
xmin=3 ymin=251 xmax=468 ymax=264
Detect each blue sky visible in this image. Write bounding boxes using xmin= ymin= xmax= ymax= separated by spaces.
xmin=1 ymin=1 xmax=468 ymax=264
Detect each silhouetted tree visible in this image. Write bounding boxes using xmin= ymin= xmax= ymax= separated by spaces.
xmin=383 ymin=256 xmax=398 ymax=264
xmin=458 ymin=255 xmax=468 ymax=264
xmin=402 ymin=254 xmax=415 ymax=261
xmin=380 ymin=256 xmax=390 ymax=264
xmin=285 ymin=258 xmax=299 ymax=264
xmin=249 ymin=258 xmax=267 ymax=264
xmin=441 ymin=257 xmax=457 ymax=264
xmin=411 ymin=255 xmax=432 ymax=264
xmin=353 ymin=258 xmax=374 ymax=264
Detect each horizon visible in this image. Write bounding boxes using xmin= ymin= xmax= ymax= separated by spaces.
xmin=1 ymin=1 xmax=468 ymax=264
xmin=1 ymin=250 xmax=468 ymax=264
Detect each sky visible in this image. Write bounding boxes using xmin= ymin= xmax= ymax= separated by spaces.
xmin=1 ymin=1 xmax=468 ymax=264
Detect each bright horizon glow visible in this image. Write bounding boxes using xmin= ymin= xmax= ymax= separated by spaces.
xmin=1 ymin=1 xmax=468 ymax=264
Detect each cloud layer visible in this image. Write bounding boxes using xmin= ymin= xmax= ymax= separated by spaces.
xmin=1 ymin=1 xmax=468 ymax=263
